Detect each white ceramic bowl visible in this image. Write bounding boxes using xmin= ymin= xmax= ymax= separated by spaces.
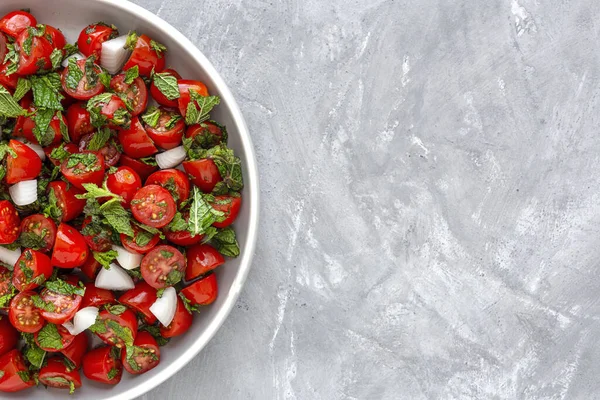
xmin=0 ymin=1 xmax=259 ymax=399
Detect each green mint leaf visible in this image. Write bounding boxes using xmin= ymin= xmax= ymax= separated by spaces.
xmin=99 ymin=70 xmax=111 ymax=89
xmin=0 ymin=85 xmax=25 ymax=118
xmin=124 ymin=65 xmax=139 ymax=85
xmin=84 ymin=56 xmax=100 ymax=88
xmin=152 ymin=72 xmax=179 ymax=100
xmin=4 ymin=43 xmax=18 ymax=67
xmin=210 ymin=227 xmax=240 ymax=257
xmin=13 ymin=78 xmax=31 ymax=101
xmin=19 ymin=231 xmax=47 ymax=251
xmin=17 ymin=370 xmax=30 ymax=383
xmin=179 ymin=292 xmax=201 ymax=313
xmin=31 ymin=294 xmax=55 ymax=312
xmin=87 ymin=316 xmax=107 ymax=334
xmin=65 ymin=57 xmax=83 ymax=91
xmin=69 ymin=380 xmax=75 ymax=395
xmin=76 ymin=182 xmax=122 ymax=200
xmin=185 ymin=91 xmax=220 ymax=125
xmin=188 ymin=187 xmax=224 ymax=236
xmin=93 ymin=249 xmax=118 ymax=269
xmin=30 ymin=73 xmax=64 ymax=110
xmin=125 ymin=31 xmax=138 ymax=50
xmin=141 ymin=106 xmax=160 ymax=128
xmin=65 ymin=152 xmax=101 ymax=171
xmin=32 ymin=109 xmax=56 ymax=147
xmin=139 ymin=325 xmax=169 ymax=346
xmin=50 ymin=48 xmax=63 ymax=70
xmin=207 ymin=144 xmax=244 ymax=192
xmin=43 ymin=187 xmax=63 ymax=222
xmin=165 ymin=212 xmax=187 ymax=232
xmin=36 ymin=323 xmax=63 ymax=350
xmin=62 ymin=43 xmax=78 ymax=57
xmin=59 ymin=114 xmax=69 ymax=142
xmin=134 ymin=230 xmax=153 ymax=247
xmin=22 ymin=334 xmax=46 ymax=369
xmin=149 ymin=40 xmax=167 ymax=57
xmin=107 ymin=304 xmax=127 ymax=315
xmin=45 ymin=278 xmax=85 ymax=296
xmin=0 ymin=285 xmax=16 ymax=308
xmin=107 ymin=367 xmax=119 ymax=380
xmin=99 ymin=199 xmax=134 ymax=237
xmin=139 ymin=156 xmax=157 ymax=166
xmin=86 ymin=127 xmax=111 ymax=151
xmin=106 ymin=319 xmax=134 ymax=346
xmin=87 ymin=92 xmax=113 ymax=109
xmin=165 ymin=269 xmax=182 ymax=286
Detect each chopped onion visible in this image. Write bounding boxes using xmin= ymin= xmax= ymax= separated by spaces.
xmin=100 ymin=35 xmax=131 ymax=74
xmin=112 ymin=245 xmax=143 ymax=270
xmin=9 ymin=180 xmax=37 ymax=206
xmin=0 ymin=246 xmax=21 ymax=268
xmin=61 ymin=52 xmax=85 ymax=68
xmin=62 ymin=306 xmax=99 ymax=335
xmin=149 ymin=287 xmax=177 ymax=327
xmin=95 ymin=263 xmax=134 ymax=291
xmin=156 ymin=146 xmax=186 ymax=169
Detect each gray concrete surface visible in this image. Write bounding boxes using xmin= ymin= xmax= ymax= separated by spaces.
xmin=134 ymin=0 xmax=600 ymax=398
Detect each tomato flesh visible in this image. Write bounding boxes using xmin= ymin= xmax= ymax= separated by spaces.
xmin=93 ymin=308 xmax=138 ymax=348
xmin=39 ymin=287 xmax=83 ymax=325
xmin=130 ymin=185 xmax=176 ymax=228
xmin=146 ymin=169 xmax=190 ymax=205
xmin=144 ymin=107 xmax=185 ymax=150
xmin=141 ymin=245 xmax=185 ymax=289
xmin=19 ymin=214 xmax=57 ymax=253
xmin=13 ymin=249 xmax=52 ymax=292
xmin=110 ymin=74 xmax=148 ymax=116
xmin=9 ymin=291 xmax=45 ymax=333
xmin=61 ymin=151 xmax=105 ymax=190
xmin=182 ymin=159 xmax=222 ymax=193
xmin=66 ymin=102 xmax=94 ymax=143
xmin=121 ymin=331 xmax=160 ymax=374
xmin=6 ymin=139 xmax=42 ymax=184
xmin=0 ymin=200 xmax=20 ymax=244
xmin=47 ymin=181 xmax=86 ymax=222
xmin=118 ymin=155 xmax=158 ymax=180
xmin=211 ymin=195 xmax=242 ymax=228
xmin=59 ymin=332 xmax=88 ymax=368
xmin=81 ymin=283 xmax=115 ymax=308
xmin=120 ymin=225 xmax=160 ymax=254
xmin=0 ymin=318 xmax=18 ymax=358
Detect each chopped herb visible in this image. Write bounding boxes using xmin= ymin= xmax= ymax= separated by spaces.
xmin=211 ymin=226 xmax=240 ymax=257
xmin=93 ymin=249 xmax=118 ymax=269
xmin=160 ymin=250 xmax=174 ymax=258
xmin=17 ymin=370 xmax=30 ymax=383
xmin=31 ymin=295 xmax=55 ymax=312
xmin=19 ymin=231 xmax=47 ymax=251
xmin=86 ymin=127 xmax=111 ymax=151
xmin=184 ymin=91 xmax=220 ymax=126
xmin=45 ymin=278 xmax=85 ymax=296
xmin=30 ymin=73 xmax=64 ymax=110
xmin=152 ymin=72 xmax=179 ymax=100
xmin=125 ymin=31 xmax=139 ymax=50
xmin=107 ymin=304 xmax=127 ymax=315
xmin=139 ymin=325 xmax=169 ymax=346
xmin=179 ymin=292 xmax=201 ymax=313
xmin=134 ymin=230 xmax=154 ymax=247
xmin=36 ymin=323 xmax=63 ymax=350
xmin=149 ymin=39 xmax=167 ymax=57
xmin=13 ymin=78 xmax=31 ymax=101
xmin=188 ymin=187 xmax=224 ymax=236
xmin=0 ymin=85 xmax=25 ymax=118
xmin=166 ymin=212 xmax=187 ymax=232
xmin=165 ymin=269 xmax=183 ymax=286
xmin=65 ymin=57 xmax=83 ymax=91
xmin=141 ymin=106 xmax=160 ymax=128
xmin=32 ymin=109 xmax=56 ymax=146
xmin=107 ymin=367 xmax=119 ymax=380
xmin=124 ymin=65 xmax=139 ymax=84
xmin=50 ymin=48 xmax=63 ymax=69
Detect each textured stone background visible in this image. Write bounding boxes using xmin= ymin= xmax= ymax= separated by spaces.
xmin=133 ymin=0 xmax=600 ymax=399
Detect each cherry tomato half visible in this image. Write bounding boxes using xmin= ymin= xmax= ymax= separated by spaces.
xmin=13 ymin=249 xmax=52 ymax=292
xmin=0 ymin=201 xmax=20 ymax=244
xmin=79 ymin=254 xmax=101 ymax=280
xmin=0 ymin=62 xmax=18 ymax=89
xmin=93 ymin=308 xmax=138 ymax=348
xmin=160 ymin=297 xmax=192 ymax=337
xmin=185 ymin=244 xmax=225 ymax=281
xmin=89 ymin=94 xmax=131 ymax=129
xmin=110 ymin=74 xmax=148 ymax=116
xmin=51 ymin=223 xmax=89 ymax=269
xmin=47 ymin=181 xmax=86 ymax=222
xmin=150 ymin=68 xmax=181 ymax=107
xmin=130 ymin=185 xmax=176 ymax=228
xmin=0 ymin=267 xmax=14 ymax=308
xmin=211 ymin=195 xmax=242 ymax=228
xmin=9 ymin=291 xmax=45 ymax=333
xmin=77 ymin=22 xmax=118 ymax=58
xmin=60 ymin=151 xmax=105 ymax=190
xmin=123 ymin=34 xmax=165 ymax=77
xmin=61 ymin=58 xmax=105 ymax=100
xmin=118 ymin=281 xmax=157 ymax=324
xmin=120 ymin=225 xmax=160 ymax=254
xmin=39 ymin=286 xmax=83 ymax=325
xmin=81 ymin=283 xmax=115 ymax=308
xmin=146 ymin=168 xmax=190 ymax=205
xmin=185 ymin=121 xmax=226 ymax=149
xmin=118 ymin=155 xmax=158 ymax=181
xmin=0 ymin=318 xmax=18 ymax=358
xmin=19 ymin=214 xmax=57 ymax=253
xmin=144 ymin=107 xmax=185 ymax=150
xmin=16 ymin=26 xmax=54 ymax=76
xmin=45 ymin=143 xmax=78 ymax=167
xmin=0 ymin=10 xmax=36 ymax=38
xmin=106 ymin=166 xmax=142 ymax=207
xmin=177 ymin=79 xmax=209 ymax=118
xmin=34 ymin=324 xmax=75 ymax=352
xmin=182 ymin=158 xmax=222 ymax=193
xmin=121 ymin=331 xmax=160 ymax=374
xmin=180 ymin=273 xmax=218 ymax=306
xmin=59 ymin=332 xmax=88 ymax=368
xmin=6 ymin=140 xmax=42 ymax=184
xmin=38 ymin=358 xmax=82 ymax=392
xmin=0 ymin=349 xmax=34 ymax=392
xmin=66 ymin=102 xmax=94 ymax=143
xmin=141 ymin=245 xmax=185 ymax=289
xmin=82 ymin=346 xmax=122 ymax=385
xmin=118 ymin=116 xmax=158 ymax=159
xmin=81 ymin=218 xmax=113 ymax=252
xmin=78 ymin=132 xmax=121 ymax=167
xmin=164 ymin=216 xmax=203 ymax=246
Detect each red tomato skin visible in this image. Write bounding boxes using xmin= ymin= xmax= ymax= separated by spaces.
xmin=177 ymin=80 xmax=209 ymax=117
xmin=144 ymin=107 xmax=185 ymax=150
xmin=185 ymin=121 xmax=225 ymax=147
xmin=150 ymin=68 xmax=181 ymax=107
xmin=47 ymin=181 xmax=86 ymax=222
xmin=39 ymin=288 xmax=83 ymax=325
xmin=183 ymin=159 xmax=222 ymax=193
xmin=8 ymin=291 xmax=45 ymax=333
xmin=211 ymin=195 xmax=242 ymax=228
xmin=130 ymin=185 xmax=177 ymax=228
xmin=123 ymin=34 xmax=165 ymax=77
xmin=0 ymin=200 xmax=20 ymax=244
xmin=146 ymin=169 xmax=190 ymax=205
xmin=118 ymin=116 xmax=158 ymax=159
xmin=66 ymin=102 xmax=94 ymax=143
xmin=0 ymin=63 xmax=18 ymax=89
xmin=16 ymin=28 xmax=54 ymax=76
xmin=181 ymin=273 xmax=218 ymax=306
xmin=13 ymin=99 xmax=64 ymax=146
xmin=118 ymin=282 xmax=158 ymax=324
xmin=45 ymin=143 xmax=78 ymax=167
xmin=121 ymin=331 xmax=160 ymax=374
xmin=19 ymin=214 xmax=57 ymax=253
xmin=0 ymin=34 xmax=6 ymax=68
xmin=94 ymin=309 xmax=138 ymax=348
xmin=51 ymin=223 xmax=89 ymax=268
xmin=59 ymin=332 xmax=88 ymax=368
xmin=0 ymin=11 xmax=36 ymax=37
xmin=79 ymin=254 xmax=101 ymax=280
xmin=0 ymin=318 xmax=18 ymax=358
xmin=13 ymin=249 xmax=53 ymax=292
xmin=106 ymin=166 xmax=142 ymax=207
xmin=120 ymin=225 xmax=160 ymax=254
xmin=118 ymin=155 xmax=158 ymax=181
xmin=160 ymin=297 xmax=192 ymax=338
xmin=110 ymin=74 xmax=148 ymax=116
xmin=0 ymin=349 xmax=34 ymax=392
xmin=100 ymin=94 xmax=131 ymax=129
xmin=77 ymin=23 xmax=118 ymax=58
xmin=164 ymin=230 xmax=203 ymax=246
xmin=39 ymin=358 xmax=82 ymax=390
xmin=81 ymin=217 xmax=112 ymax=252
xmin=60 ymin=151 xmax=106 ymax=190
xmin=6 ymin=139 xmax=42 ymax=184
xmin=44 ymin=25 xmax=66 ymax=50
xmin=82 ymin=346 xmax=122 ymax=385
xmin=61 ymin=58 xmax=105 ymax=100
xmin=185 ymin=244 xmax=225 ymax=281
xmin=81 ymin=283 xmax=115 ymax=308
xmin=141 ymin=245 xmax=186 ymax=289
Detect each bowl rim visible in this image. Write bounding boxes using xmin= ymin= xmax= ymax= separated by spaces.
xmin=85 ymin=0 xmax=260 ymax=398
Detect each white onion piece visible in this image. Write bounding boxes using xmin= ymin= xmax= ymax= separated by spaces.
xmin=61 ymin=52 xmax=85 ymax=68
xmin=156 ymin=146 xmax=186 ymax=169
xmin=9 ymin=180 xmax=37 ymax=206
xmin=149 ymin=287 xmax=177 ymax=327
xmin=0 ymin=246 xmax=21 ymax=268
xmin=95 ymin=263 xmax=134 ymax=291
xmin=100 ymin=35 xmax=131 ymax=74
xmin=112 ymin=245 xmax=143 ymax=270
xmin=62 ymin=307 xmax=99 ymax=335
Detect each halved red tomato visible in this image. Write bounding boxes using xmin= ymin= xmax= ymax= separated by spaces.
xmin=59 ymin=332 xmax=88 ymax=368
xmin=211 ymin=195 xmax=242 ymax=228
xmin=164 ymin=213 xmax=203 ymax=246
xmin=0 ymin=63 xmax=18 ymax=89
xmin=82 ymin=346 xmax=122 ymax=385
xmin=78 ymin=132 xmax=121 ymax=167
xmin=39 ymin=286 xmax=83 ymax=325
xmin=38 ymin=358 xmax=82 ymax=392
xmin=60 ymin=151 xmax=105 ymax=190
xmin=0 ymin=10 xmax=36 ymax=37
xmin=144 ymin=107 xmax=185 ymax=150
xmin=118 ymin=116 xmax=158 ymax=159
xmin=123 ymin=33 xmax=165 ymax=77
xmin=185 ymin=121 xmax=226 ymax=149
xmin=12 ymin=249 xmax=52 ymax=292
xmin=177 ymin=79 xmax=209 ymax=117
xmin=130 ymin=185 xmax=176 ymax=228
xmin=79 ymin=254 xmax=101 ymax=280
xmin=0 ymin=201 xmax=20 ymax=244
xmin=0 ymin=318 xmax=18 ymax=358
xmin=93 ymin=308 xmax=138 ymax=348
xmin=45 ymin=143 xmax=78 ymax=167
xmin=182 ymin=158 xmax=222 ymax=193
xmin=150 ymin=68 xmax=181 ymax=107
xmin=6 ymin=140 xmax=42 ymax=184
xmin=16 ymin=26 xmax=54 ymax=76
xmin=13 ymin=99 xmax=64 ymax=146
xmin=89 ymin=94 xmax=131 ymax=129
xmin=77 ymin=23 xmax=118 ymax=58
xmin=106 ymin=166 xmax=142 ymax=207
xmin=61 ymin=58 xmax=105 ymax=100
xmin=81 ymin=283 xmax=115 ymax=308
xmin=180 ymin=273 xmax=218 ymax=306
xmin=121 ymin=331 xmax=160 ymax=374
xmin=110 ymin=74 xmax=148 ymax=116
xmin=160 ymin=297 xmax=192 ymax=337
xmin=34 ymin=324 xmax=75 ymax=352
xmin=8 ymin=291 xmax=45 ymax=333
xmin=0 ymin=267 xmax=14 ymax=308
xmin=120 ymin=225 xmax=160 ymax=254
xmin=140 ymin=245 xmax=185 ymax=289
xmin=47 ymin=181 xmax=86 ymax=222
xmin=0 ymin=349 xmax=34 ymax=392
xmin=146 ymin=169 xmax=190 ymax=205
xmin=66 ymin=102 xmax=94 ymax=143
xmin=51 ymin=223 xmax=89 ymax=269
xmin=118 ymin=282 xmax=157 ymax=324
xmin=20 ymin=214 xmax=57 ymax=253
xmin=81 ymin=217 xmax=113 ymax=252
xmin=185 ymin=244 xmax=224 ymax=281
xmin=44 ymin=25 xmax=66 ymax=51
